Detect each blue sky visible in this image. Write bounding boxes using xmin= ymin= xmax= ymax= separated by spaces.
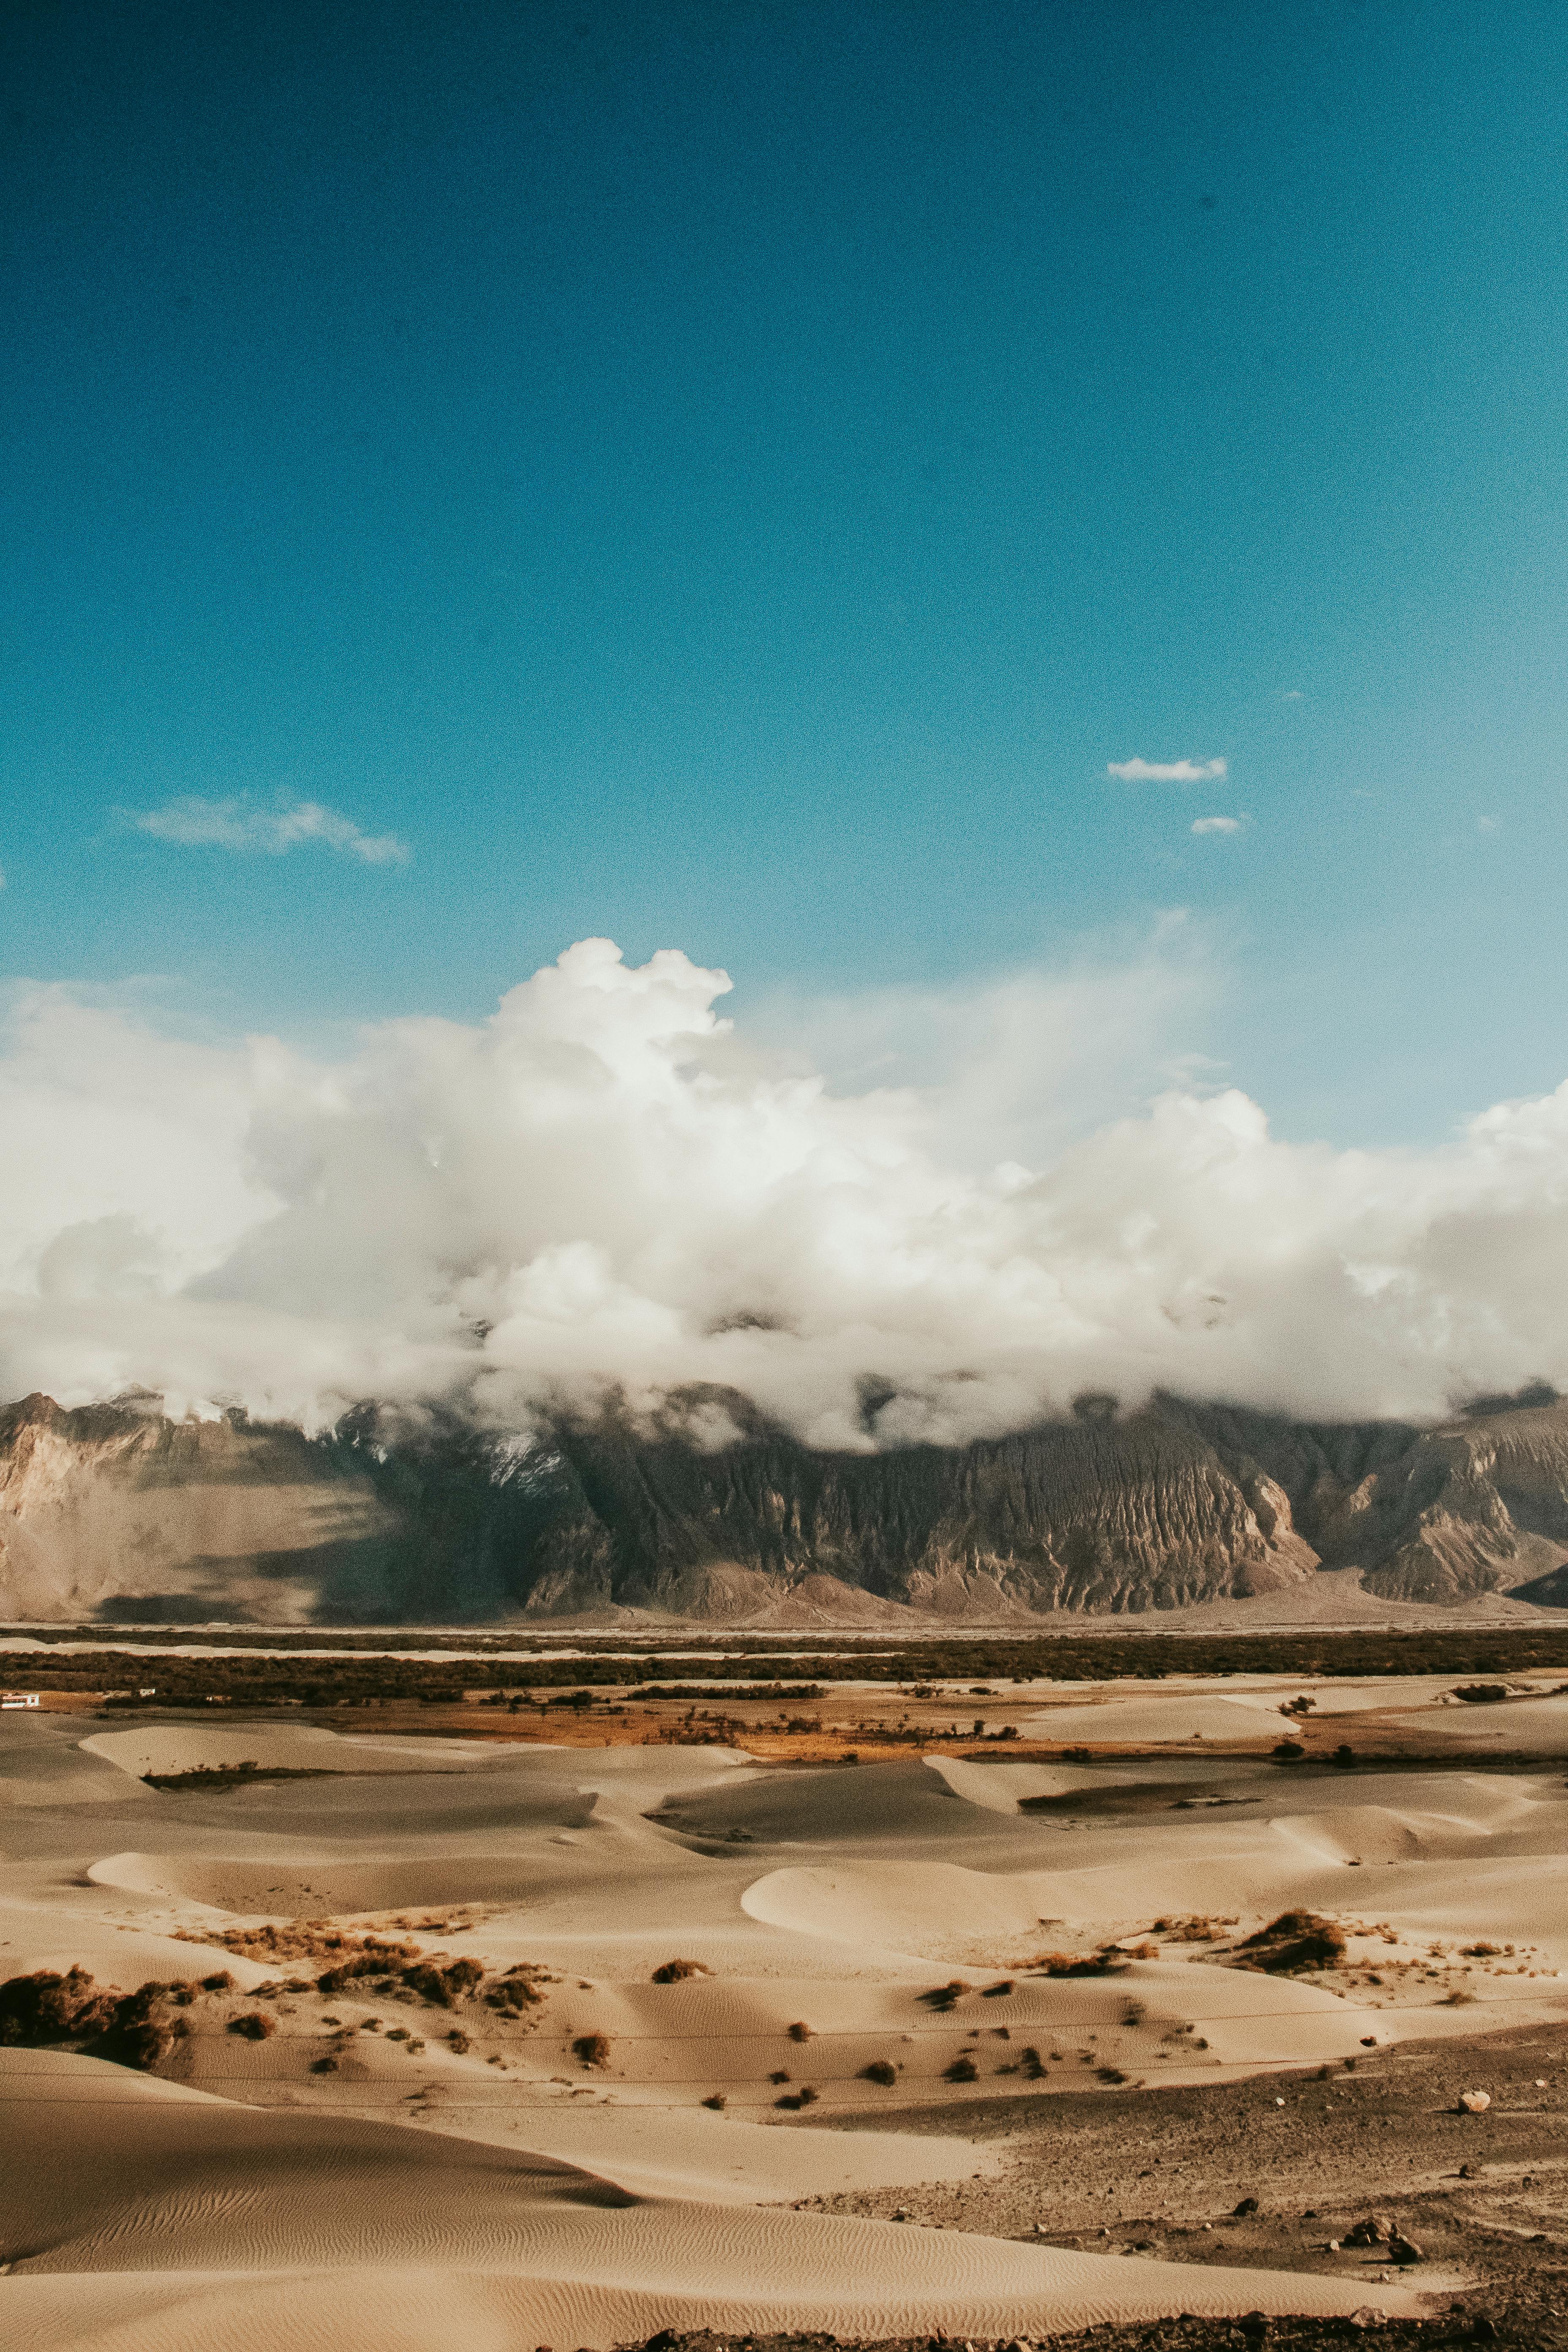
xmin=5 ymin=0 xmax=1568 ymax=1147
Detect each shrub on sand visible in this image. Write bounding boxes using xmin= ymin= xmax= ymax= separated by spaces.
xmin=573 ymin=2031 xmax=612 ymax=2068
xmin=228 ymin=2012 xmax=277 ymax=2040
xmin=652 ymin=1959 xmax=710 ymax=1983
xmin=862 ymin=2060 xmax=898 ymax=2085
xmin=1236 ymin=1912 xmax=1348 ymax=1973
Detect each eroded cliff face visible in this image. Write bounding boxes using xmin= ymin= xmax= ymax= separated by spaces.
xmin=4 ymin=1386 xmax=1568 ymax=1624
xmin=1171 ymin=1397 xmax=1568 ymax=1605
xmin=537 ymin=1411 xmax=1320 ymax=1620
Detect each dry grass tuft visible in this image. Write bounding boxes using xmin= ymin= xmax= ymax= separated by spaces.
xmin=178 ymin=1921 xmax=423 ymax=1969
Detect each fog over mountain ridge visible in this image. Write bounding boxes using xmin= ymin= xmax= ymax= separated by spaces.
xmin=7 ymin=934 xmax=1568 ymax=1445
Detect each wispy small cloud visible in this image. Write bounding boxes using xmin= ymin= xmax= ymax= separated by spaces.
xmin=1108 ymin=757 xmax=1228 ymax=783
xmin=1477 ymin=816 xmax=1498 ymax=834
xmin=127 ymin=795 xmax=411 ymax=867
xmin=1191 ymin=815 xmax=1241 ymax=836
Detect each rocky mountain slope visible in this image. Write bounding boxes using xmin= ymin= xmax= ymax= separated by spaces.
xmin=1168 ymin=1395 xmax=1568 ymax=1606
xmin=3 ymin=1386 xmax=1568 ymax=1624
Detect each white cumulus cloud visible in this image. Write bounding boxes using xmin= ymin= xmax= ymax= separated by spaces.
xmin=4 ymin=936 xmax=1568 ymax=1442
xmin=1108 ymin=757 xmax=1228 ymax=783
xmin=127 ymin=794 xmax=410 ymax=866
xmin=1191 ymin=816 xmax=1241 ymax=836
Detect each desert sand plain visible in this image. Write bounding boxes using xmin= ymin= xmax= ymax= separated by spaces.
xmin=6 ymin=1665 xmax=1568 ymax=2349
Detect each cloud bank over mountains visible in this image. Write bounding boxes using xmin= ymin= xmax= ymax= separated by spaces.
xmin=3 ymin=935 xmax=1568 ymax=1446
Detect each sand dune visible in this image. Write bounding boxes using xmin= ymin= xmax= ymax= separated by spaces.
xmin=10 ymin=1685 xmax=1568 ymax=2346
xmin=0 ymin=2053 xmax=1416 ymax=2350
xmin=924 ymin=1757 xmax=1102 ymax=1810
xmin=81 ymin=1722 xmax=523 ymax=1780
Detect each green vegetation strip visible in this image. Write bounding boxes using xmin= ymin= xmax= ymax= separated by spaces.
xmin=10 ymin=1627 xmax=1568 ymax=1704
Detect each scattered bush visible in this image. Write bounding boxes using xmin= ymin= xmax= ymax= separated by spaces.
xmin=446 ymin=2028 xmax=471 ymax=2053
xmin=228 ymin=2011 xmax=277 ymax=2040
xmin=0 ymin=1969 xmax=186 ymax=2070
xmin=400 ymin=1957 xmax=484 ymax=2007
xmin=862 ymin=2060 xmax=898 ymax=2085
xmin=487 ymin=1968 xmax=548 ymax=2011
xmin=981 ymin=1980 xmax=1014 ymax=1998
xmin=311 ymin=2055 xmax=339 ymax=2073
xmin=1096 ymin=2066 xmax=1130 ymax=2085
xmin=944 ymin=2055 xmax=978 ymax=2082
xmin=921 ymin=1980 xmax=971 ymax=2011
xmin=701 ymin=2092 xmax=727 ymax=2110
xmin=184 ymin=1924 xmax=418 ymax=1968
xmin=652 ymin=1959 xmax=710 ymax=1983
xmin=1454 ymin=1684 xmax=1510 ymax=1704
xmin=1235 ymin=1911 xmax=1348 ymax=1973
xmin=0 ymin=1967 xmax=112 ymax=2046
xmin=787 ymin=2020 xmax=812 ymax=2042
xmin=573 ymin=2031 xmax=612 ymax=2068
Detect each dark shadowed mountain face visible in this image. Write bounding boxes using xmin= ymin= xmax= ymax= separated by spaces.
xmin=3 ymin=1387 xmax=1568 ymax=1624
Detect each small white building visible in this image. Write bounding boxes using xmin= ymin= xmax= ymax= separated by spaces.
xmin=1 ymin=1691 xmax=41 ymax=1710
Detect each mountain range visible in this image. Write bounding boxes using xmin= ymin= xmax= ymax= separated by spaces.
xmin=4 ymin=1385 xmax=1568 ymax=1625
